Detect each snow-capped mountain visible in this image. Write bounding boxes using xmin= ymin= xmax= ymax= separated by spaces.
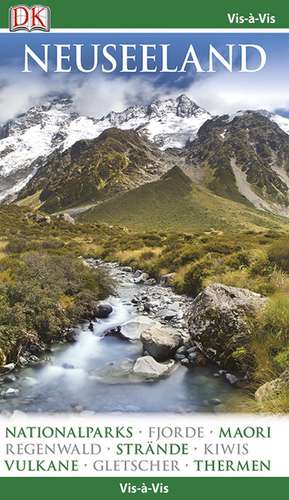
xmin=2 ymin=90 xmax=289 ymax=207
xmin=99 ymin=94 xmax=211 ymax=149
xmin=0 ymin=96 xmax=101 ymax=202
xmin=0 ymin=94 xmax=210 ymax=202
xmin=185 ymin=110 xmax=289 ymax=217
xmin=218 ymin=108 xmax=289 ymax=136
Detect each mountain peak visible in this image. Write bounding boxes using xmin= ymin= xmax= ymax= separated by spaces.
xmin=186 ymin=106 xmax=289 ymax=217
xmin=162 ymin=164 xmax=192 ymax=184
xmin=147 ymin=93 xmax=202 ymax=119
xmin=0 ymin=93 xmax=209 ymax=203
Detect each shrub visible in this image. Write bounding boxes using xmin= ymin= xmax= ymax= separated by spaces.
xmin=41 ymin=239 xmax=65 ymax=250
xmin=252 ymin=295 xmax=289 ymax=383
xmin=224 ymin=251 xmax=251 ymax=269
xmin=249 ymin=248 xmax=270 ymax=276
xmin=268 ymin=239 xmax=289 ymax=272
xmin=5 ymin=238 xmax=30 ymax=254
xmin=0 ymin=251 xmax=114 ymax=363
xmin=273 ymin=348 xmax=289 ymax=372
xmin=182 ymin=262 xmax=207 ymax=296
xmin=140 ymin=250 xmax=155 ymax=261
xmin=260 ymin=295 xmax=289 ymax=344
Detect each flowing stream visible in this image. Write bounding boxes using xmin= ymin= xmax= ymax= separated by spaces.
xmin=0 ymin=261 xmax=249 ymax=414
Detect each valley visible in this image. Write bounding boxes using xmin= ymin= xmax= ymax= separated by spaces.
xmin=0 ymin=94 xmax=289 ymax=414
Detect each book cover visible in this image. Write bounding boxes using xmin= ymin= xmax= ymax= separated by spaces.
xmin=0 ymin=0 xmax=288 ymax=498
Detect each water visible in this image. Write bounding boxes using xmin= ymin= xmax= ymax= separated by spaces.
xmin=0 ymin=264 xmax=248 ymax=414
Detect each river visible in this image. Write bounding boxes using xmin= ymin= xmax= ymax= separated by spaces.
xmin=0 ymin=261 xmax=251 ymax=414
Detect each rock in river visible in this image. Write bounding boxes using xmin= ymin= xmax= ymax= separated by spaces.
xmin=188 ymin=284 xmax=266 ymax=375
xmin=94 ymin=302 xmax=113 ymax=319
xmin=91 ymin=359 xmax=135 ymax=383
xmin=141 ymin=325 xmax=182 ymax=361
xmin=90 ymin=356 xmax=175 ymax=384
xmin=103 ymin=326 xmax=132 ymax=342
xmin=133 ymin=356 xmax=175 ymax=380
xmin=134 ymin=272 xmax=150 ymax=284
xmin=121 ymin=316 xmax=158 ymax=340
xmin=3 ymin=387 xmax=19 ymax=398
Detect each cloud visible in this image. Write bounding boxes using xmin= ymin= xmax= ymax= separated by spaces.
xmin=186 ymin=69 xmax=289 ymax=115
xmin=72 ymin=75 xmax=167 ymax=118
xmin=1 ymin=64 xmax=289 ymax=124
xmin=0 ymin=70 xmax=173 ymax=123
xmin=0 ymin=70 xmax=72 ymax=122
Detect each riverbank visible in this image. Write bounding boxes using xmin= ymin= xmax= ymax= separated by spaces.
xmin=0 ymin=252 xmax=114 ymax=373
xmin=0 ymin=208 xmax=287 ymax=413
xmin=0 ymin=259 xmax=252 ymax=415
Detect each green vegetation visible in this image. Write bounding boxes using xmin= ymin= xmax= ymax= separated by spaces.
xmin=5 ymin=113 xmax=289 ymax=414
xmin=253 ymin=295 xmax=289 ymax=383
xmin=1 ymin=199 xmax=289 ymax=412
xmin=81 ymin=167 xmax=289 ymax=233
xmin=18 ymin=128 xmax=166 ymax=213
xmin=0 ymin=207 xmax=115 ymax=365
xmin=81 ymin=221 xmax=289 ymax=413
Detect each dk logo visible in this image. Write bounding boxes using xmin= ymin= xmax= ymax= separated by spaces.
xmin=9 ymin=5 xmax=51 ymax=32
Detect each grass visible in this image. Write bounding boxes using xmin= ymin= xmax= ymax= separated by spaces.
xmin=1 ymin=200 xmax=289 ymax=411
xmin=16 ymin=190 xmax=43 ymax=210
xmin=81 ymin=166 xmax=289 ymax=233
xmin=115 ymin=246 xmax=162 ymax=264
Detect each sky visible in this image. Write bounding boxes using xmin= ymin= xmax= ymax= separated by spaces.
xmin=0 ymin=32 xmax=289 ymax=122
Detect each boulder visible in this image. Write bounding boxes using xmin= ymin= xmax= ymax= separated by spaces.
xmin=162 ymin=309 xmax=177 ymax=321
xmin=55 ymin=213 xmax=75 ymax=224
xmin=188 ymin=284 xmax=266 ymax=374
xmin=62 ymin=363 xmax=75 ymax=369
xmin=133 ymin=356 xmax=175 ymax=379
xmin=143 ymin=302 xmax=151 ymax=313
xmin=3 ymin=374 xmax=17 ymax=383
xmin=208 ymin=398 xmax=222 ymax=406
xmin=135 ymin=272 xmax=150 ymax=284
xmin=18 ymin=356 xmax=28 ymax=366
xmin=176 ymin=346 xmax=187 ymax=355
xmin=94 ymin=302 xmax=113 ymax=319
xmin=141 ymin=325 xmax=182 ymax=361
xmin=0 ymin=362 xmax=15 ymax=372
xmin=91 ymin=359 xmax=135 ymax=383
xmin=26 ymin=213 xmax=51 ymax=224
xmin=4 ymin=387 xmax=19 ymax=398
xmin=188 ymin=351 xmax=207 ymax=367
xmin=225 ymin=373 xmax=239 ymax=385
xmin=146 ymin=278 xmax=157 ymax=286
xmin=255 ymin=368 xmax=289 ymax=403
xmin=103 ymin=326 xmax=132 ymax=342
xmin=121 ymin=316 xmax=158 ymax=340
xmin=175 ymin=353 xmax=186 ymax=361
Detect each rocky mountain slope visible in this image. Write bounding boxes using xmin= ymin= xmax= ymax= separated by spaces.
xmin=184 ymin=110 xmax=289 ymax=216
xmin=0 ymin=96 xmax=100 ymax=202
xmin=17 ymin=128 xmax=171 ymax=212
xmin=0 ymin=94 xmax=210 ymax=202
xmin=3 ymin=89 xmax=289 ymax=221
